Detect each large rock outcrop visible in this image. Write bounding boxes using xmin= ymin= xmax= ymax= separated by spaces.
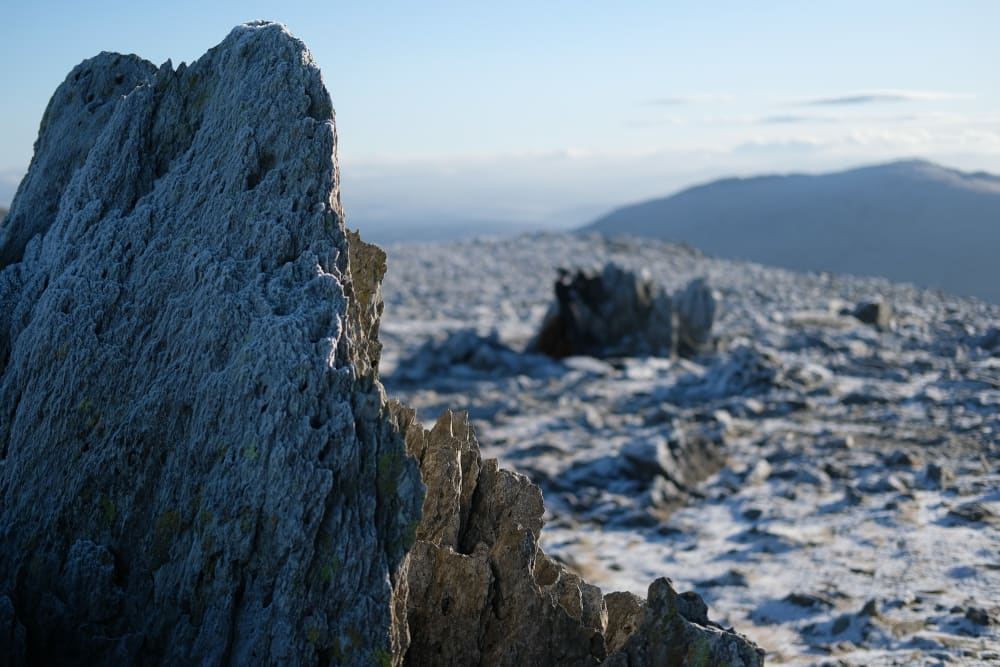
xmin=0 ymin=22 xmax=421 ymax=665
xmin=0 ymin=21 xmax=762 ymax=666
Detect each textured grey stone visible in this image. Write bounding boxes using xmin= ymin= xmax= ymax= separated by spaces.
xmin=604 ymin=591 xmax=644 ymax=653
xmin=392 ymin=407 xmax=606 ymax=666
xmin=0 ymin=54 xmax=157 ymax=269
xmin=0 ymin=21 xmax=421 ymax=666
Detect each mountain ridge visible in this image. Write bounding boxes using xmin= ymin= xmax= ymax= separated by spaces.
xmin=582 ymin=160 xmax=1000 ymax=303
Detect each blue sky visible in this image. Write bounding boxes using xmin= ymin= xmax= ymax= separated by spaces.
xmin=2 ymin=2 xmax=998 ymax=229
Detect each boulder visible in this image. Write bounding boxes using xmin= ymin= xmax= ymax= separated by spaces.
xmin=619 ymin=426 xmax=726 ymax=510
xmin=533 ymin=263 xmax=674 ymax=358
xmin=0 ymin=22 xmax=422 ymax=665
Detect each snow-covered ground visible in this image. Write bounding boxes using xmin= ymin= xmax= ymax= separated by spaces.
xmin=377 ymin=232 xmax=1000 ymax=666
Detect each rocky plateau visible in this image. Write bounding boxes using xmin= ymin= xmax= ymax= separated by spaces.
xmin=382 ymin=232 xmax=1000 ymax=666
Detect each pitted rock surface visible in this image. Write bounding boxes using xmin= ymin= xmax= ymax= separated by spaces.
xmin=0 ymin=22 xmax=421 ymax=666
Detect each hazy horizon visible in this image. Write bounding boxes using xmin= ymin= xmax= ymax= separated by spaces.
xmin=3 ymin=2 xmax=999 ymax=231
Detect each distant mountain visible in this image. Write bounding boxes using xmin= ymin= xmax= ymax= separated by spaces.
xmin=582 ymin=160 xmax=1000 ymax=303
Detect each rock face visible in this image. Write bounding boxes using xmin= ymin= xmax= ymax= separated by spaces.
xmin=0 ymin=22 xmax=422 ymax=665
xmin=392 ymin=408 xmax=763 ymax=666
xmin=0 ymin=21 xmax=762 ymax=667
xmin=533 ymin=263 xmax=675 ymax=358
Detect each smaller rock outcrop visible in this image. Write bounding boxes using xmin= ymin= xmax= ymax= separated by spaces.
xmin=533 ymin=264 xmax=674 ymax=358
xmin=533 ymin=264 xmax=716 ymax=359
xmin=392 ymin=406 xmax=763 ymax=666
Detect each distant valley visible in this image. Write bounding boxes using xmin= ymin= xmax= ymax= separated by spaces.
xmin=582 ymin=160 xmax=1000 ymax=304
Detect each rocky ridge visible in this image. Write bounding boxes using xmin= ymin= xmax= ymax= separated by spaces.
xmin=0 ymin=22 xmax=762 ymax=666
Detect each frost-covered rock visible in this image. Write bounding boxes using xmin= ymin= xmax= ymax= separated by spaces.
xmin=391 ymin=328 xmax=554 ymax=383
xmin=0 ymin=54 xmax=157 ymax=268
xmin=0 ymin=22 xmax=422 ymax=665
xmin=620 ymin=427 xmax=725 ymax=509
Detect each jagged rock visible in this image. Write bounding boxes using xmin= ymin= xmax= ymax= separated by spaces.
xmin=675 ymin=277 xmax=716 ymax=356
xmin=604 ymin=579 xmax=765 ymax=666
xmin=0 ymin=22 xmax=422 ymax=665
xmin=392 ymin=407 xmax=763 ymax=666
xmin=0 ymin=55 xmax=157 ymax=268
xmin=392 ymin=407 xmax=607 ymax=665
xmin=533 ymin=263 xmax=674 ymax=359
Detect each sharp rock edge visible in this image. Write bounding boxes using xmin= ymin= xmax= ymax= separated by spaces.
xmin=392 ymin=406 xmax=764 ymax=666
xmin=0 ymin=21 xmax=763 ymax=667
